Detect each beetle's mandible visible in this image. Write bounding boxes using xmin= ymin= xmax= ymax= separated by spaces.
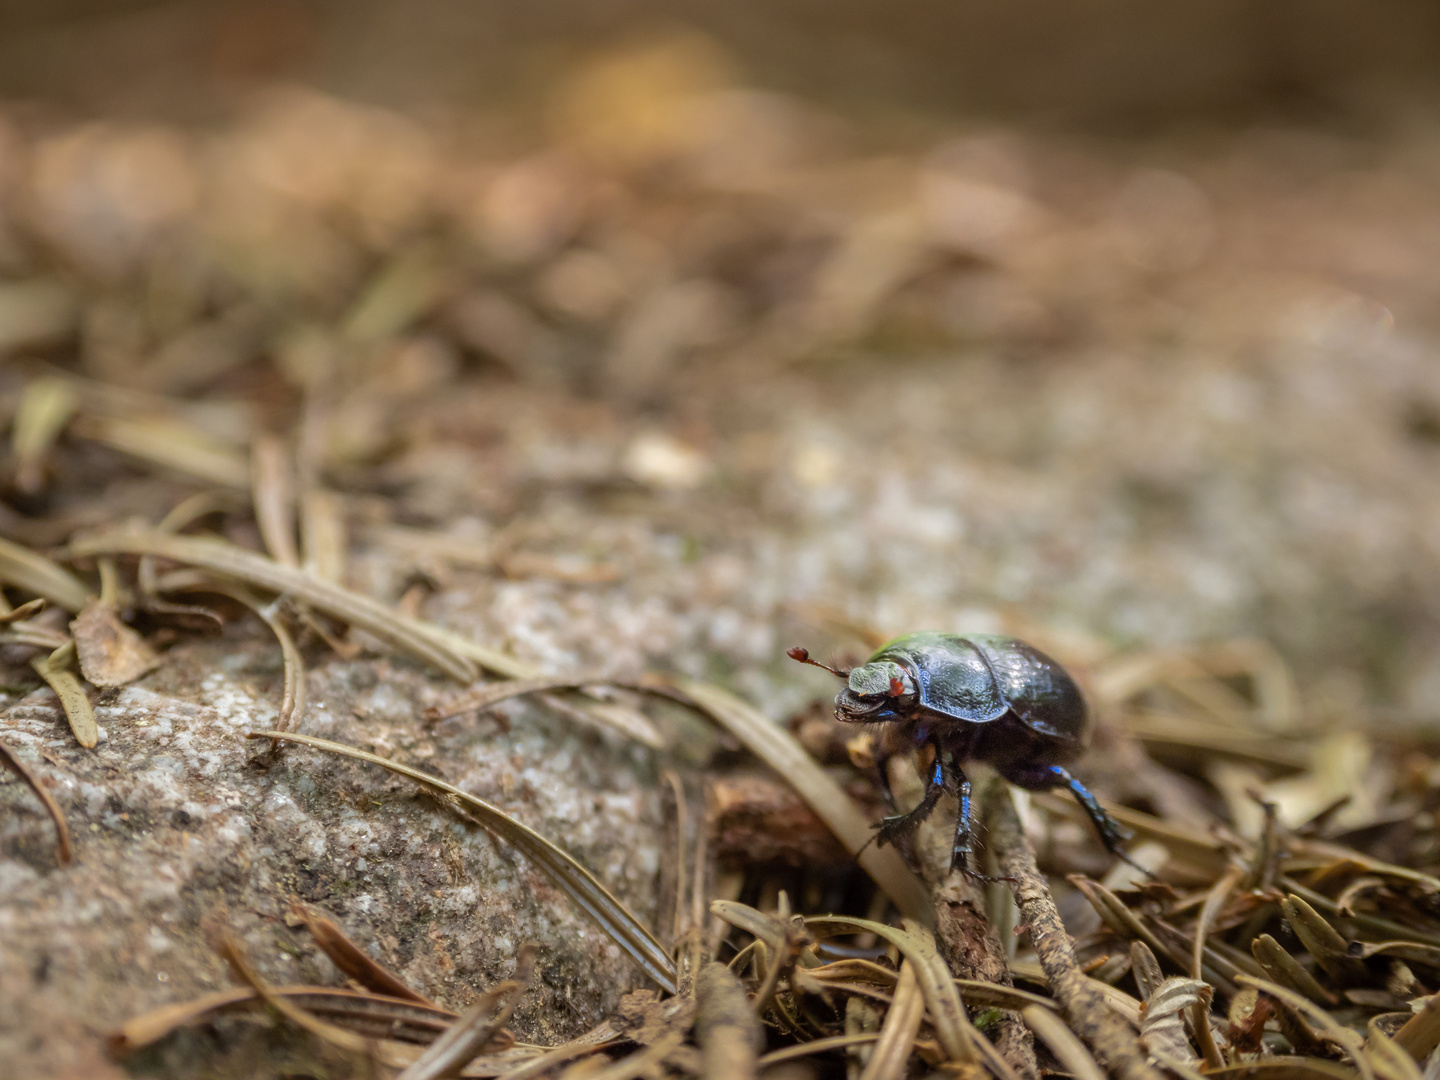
xmin=788 ymin=632 xmax=1143 ymax=878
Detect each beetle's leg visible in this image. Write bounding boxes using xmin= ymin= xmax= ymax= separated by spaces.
xmin=1048 ymin=766 xmax=1154 ymax=878
xmin=874 ymin=750 xmax=898 ymax=812
xmin=873 ymin=742 xmax=945 ymax=848
xmin=950 ymin=760 xmax=974 ymax=870
xmin=946 ymin=758 xmax=1015 ymax=882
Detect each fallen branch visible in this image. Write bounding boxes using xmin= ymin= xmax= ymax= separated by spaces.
xmin=985 ymin=783 xmax=1163 ymax=1080
xmin=920 ymin=774 xmax=1038 ymax=1080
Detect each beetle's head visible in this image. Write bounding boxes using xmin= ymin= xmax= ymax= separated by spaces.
xmin=787 ymin=646 xmax=915 ymax=723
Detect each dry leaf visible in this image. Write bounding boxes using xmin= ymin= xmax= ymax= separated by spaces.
xmin=71 ymin=601 xmax=161 ymax=687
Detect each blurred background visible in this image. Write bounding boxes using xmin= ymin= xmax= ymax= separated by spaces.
xmin=3 ymin=0 xmax=1440 ymax=720
xmin=8 ymin=3 xmax=1440 ymax=1075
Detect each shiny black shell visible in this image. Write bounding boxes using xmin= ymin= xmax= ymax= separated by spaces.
xmin=868 ymin=632 xmax=1087 ymax=743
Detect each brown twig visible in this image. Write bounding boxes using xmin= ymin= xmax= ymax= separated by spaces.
xmin=918 ymin=774 xmax=1039 ymax=1080
xmin=985 ymin=783 xmax=1164 ymax=1080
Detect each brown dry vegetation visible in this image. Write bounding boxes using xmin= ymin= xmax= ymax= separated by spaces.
xmin=4 ymin=21 xmax=1440 ymax=1080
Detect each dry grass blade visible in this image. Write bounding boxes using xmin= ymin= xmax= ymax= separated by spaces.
xmin=1199 ymin=1062 xmax=1361 ymax=1080
xmin=1147 ymin=914 xmax=1247 ymax=994
xmin=757 ymin=1033 xmax=883 ymax=1067
xmin=431 ymin=678 xmax=623 ymax=719
xmin=1364 ymin=1029 xmax=1424 ymax=1080
xmin=423 ymin=625 xmax=538 ymax=681
xmin=187 ymin=580 xmax=305 ymax=732
xmin=434 ymin=678 xmax=668 ymax=749
xmin=578 ymin=1031 xmax=686 ymax=1080
xmin=956 ymin=981 xmax=1060 ymax=1013
xmin=0 ymin=597 xmax=46 ymax=622
xmin=397 ymin=944 xmax=535 ymax=1080
xmin=804 ymin=915 xmax=974 ymax=1063
xmin=1251 ymin=934 xmax=1338 ymax=1005
xmin=107 ymin=986 xmax=463 ymax=1055
xmin=858 ymin=960 xmax=925 ymax=1080
xmin=217 ymin=930 xmax=418 ymax=1069
xmin=0 ymin=536 xmax=90 ymax=611
xmin=1292 ymin=846 xmax=1440 ymax=897
xmin=1149 ymin=1048 xmax=1216 ymax=1080
xmin=0 ymin=623 xmax=69 ymax=649
xmin=1194 ymin=864 xmax=1246 ymax=979
xmin=1069 ymin=876 xmax=1173 ymax=963
xmin=0 ymin=735 xmax=73 ymax=864
xmin=1392 ymin=992 xmax=1440 ymax=1063
xmin=1120 ymin=714 xmax=1312 ymax=770
xmin=31 ymin=643 xmax=98 ymax=748
xmin=247 ymin=730 xmax=677 ymax=993
xmin=694 ymin=962 xmax=762 ymax=1080
xmin=674 ymin=677 xmax=933 ymax=925
xmin=10 ymin=376 xmax=77 ymax=494
xmin=1280 ymin=895 xmax=1369 ymax=984
xmin=807 ymin=959 xmax=1060 ymax=1014
xmin=73 ymin=414 xmax=250 ymax=488
xmin=252 ymin=434 xmax=299 ymax=568
xmin=533 ymin=694 xmax=665 ymax=749
xmin=711 ymin=900 xmax=791 ymax=952
xmin=1350 ymin=942 xmax=1440 ymax=967
xmin=709 ymin=900 xmax=811 ymax=1017
xmin=413 ymin=634 xmax=657 ymax=748
xmin=1282 ymin=880 xmax=1440 ymax=950
xmin=296 ymin=902 xmax=436 ymax=1006
xmin=1023 ymin=1004 xmax=1107 ymax=1080
xmin=301 ymin=489 xmax=348 ymax=583
xmin=343 ymin=245 xmax=448 ymax=343
xmin=491 ymin=1023 xmax=620 ymax=1080
xmin=70 ymin=531 xmax=477 ymax=682
xmin=1131 ymin=941 xmax=1165 ymax=1001
xmin=155 ymin=489 xmax=249 ymax=534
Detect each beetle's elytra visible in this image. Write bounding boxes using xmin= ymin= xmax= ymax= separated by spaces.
xmin=789 ymin=632 xmax=1140 ymax=877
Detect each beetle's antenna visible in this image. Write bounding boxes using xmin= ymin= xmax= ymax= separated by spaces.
xmin=786 ymin=646 xmax=849 ymax=679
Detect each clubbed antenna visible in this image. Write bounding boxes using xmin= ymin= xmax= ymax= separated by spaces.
xmin=786 ymin=645 xmax=849 ymax=679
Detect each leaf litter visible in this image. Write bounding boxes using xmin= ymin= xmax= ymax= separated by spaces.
xmin=2 ymin=43 xmax=1440 ymax=1080
xmin=11 ymin=445 xmax=1440 ymax=1080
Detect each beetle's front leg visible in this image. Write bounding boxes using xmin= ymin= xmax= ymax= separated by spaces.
xmin=873 ymin=749 xmax=898 ymax=812
xmin=873 ymin=740 xmax=945 ymax=848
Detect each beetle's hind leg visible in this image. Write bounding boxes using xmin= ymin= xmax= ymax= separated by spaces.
xmin=1046 ymin=765 xmax=1155 ymax=879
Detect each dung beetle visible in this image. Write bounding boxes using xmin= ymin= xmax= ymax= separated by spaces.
xmin=789 ymin=632 xmax=1141 ymax=877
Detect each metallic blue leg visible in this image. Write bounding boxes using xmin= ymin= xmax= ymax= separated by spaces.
xmin=1051 ymin=766 xmax=1151 ymax=875
xmin=873 ymin=741 xmax=945 ymax=848
xmin=949 ymin=760 xmax=1012 ymax=881
xmin=952 ymin=770 xmax=973 ymax=870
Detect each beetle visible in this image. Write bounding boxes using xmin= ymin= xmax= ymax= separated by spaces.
xmin=788 ymin=632 xmax=1142 ymax=877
